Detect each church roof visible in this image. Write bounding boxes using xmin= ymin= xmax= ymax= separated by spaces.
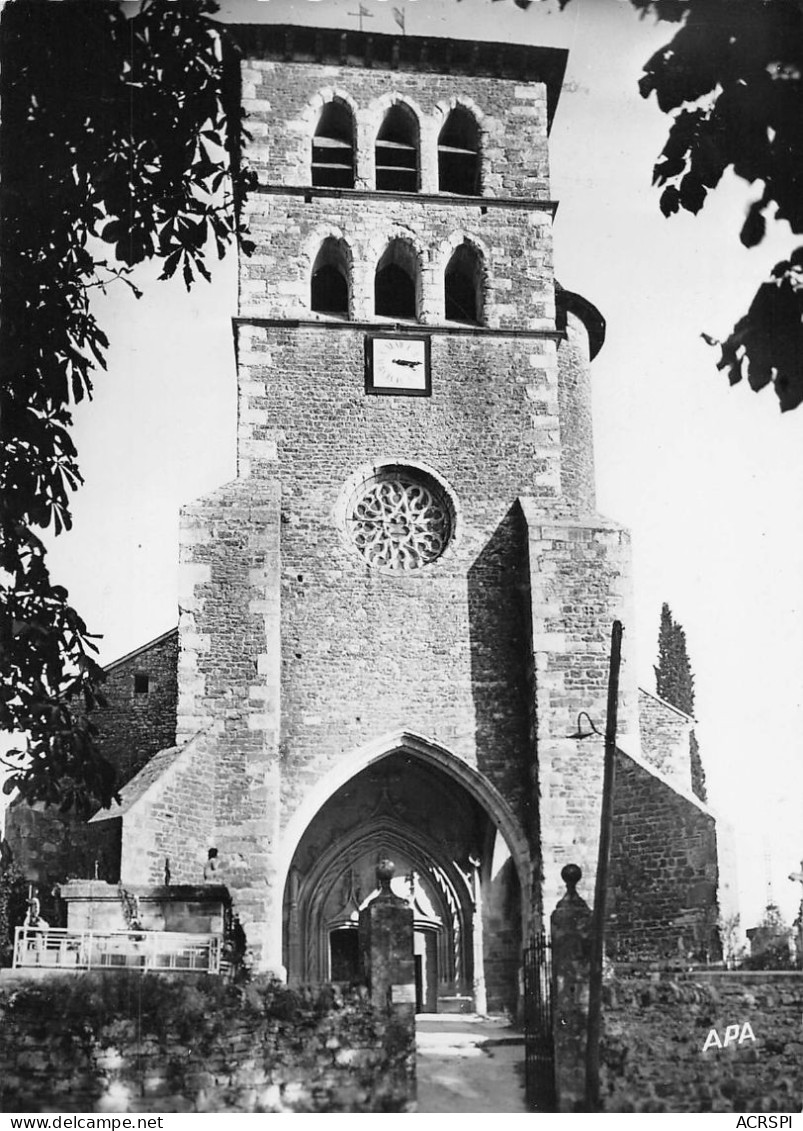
xmin=638 ymin=685 xmax=696 ymax=724
xmin=89 ymin=742 xmax=184 ymax=822
xmin=555 ymin=285 xmax=606 ymax=360
xmin=102 ymin=627 xmax=178 ymax=674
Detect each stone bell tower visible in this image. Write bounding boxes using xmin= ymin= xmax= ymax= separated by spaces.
xmin=117 ymin=25 xmax=639 ymax=1013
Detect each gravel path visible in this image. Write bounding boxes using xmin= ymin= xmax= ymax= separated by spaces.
xmin=415 ymin=1014 xmax=528 ymax=1114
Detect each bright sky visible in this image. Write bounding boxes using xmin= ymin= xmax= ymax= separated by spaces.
xmin=14 ymin=0 xmax=803 ymax=933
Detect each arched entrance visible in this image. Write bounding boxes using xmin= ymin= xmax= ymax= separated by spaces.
xmin=282 ymin=746 xmax=526 ymax=1013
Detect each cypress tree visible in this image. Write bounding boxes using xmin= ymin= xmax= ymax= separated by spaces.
xmin=655 ymin=603 xmax=695 ymax=715
xmin=655 ymin=603 xmax=708 ymax=802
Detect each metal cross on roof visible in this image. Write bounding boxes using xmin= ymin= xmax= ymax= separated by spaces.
xmin=348 ymin=4 xmax=374 ymax=32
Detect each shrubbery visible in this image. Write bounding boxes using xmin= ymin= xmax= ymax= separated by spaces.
xmin=740 ymin=943 xmax=797 ymax=971
xmin=0 ymin=863 xmax=28 ymax=967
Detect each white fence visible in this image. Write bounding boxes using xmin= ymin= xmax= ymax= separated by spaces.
xmin=12 ymin=927 xmax=222 ymax=974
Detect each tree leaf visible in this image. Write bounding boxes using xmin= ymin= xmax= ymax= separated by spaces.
xmin=679 ymin=172 xmax=706 ymax=214
xmin=740 ymin=201 xmax=766 ymax=248
xmin=660 ymin=184 xmax=681 ymax=217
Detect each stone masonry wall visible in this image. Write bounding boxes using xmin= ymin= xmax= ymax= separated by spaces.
xmin=237 ymin=325 xmax=561 ymax=496
xmin=556 ymin=311 xmax=596 ymax=516
xmin=3 ymin=807 xmax=121 ymax=901
xmin=0 ymin=974 xmax=415 ymax=1114
xmin=97 ymin=631 xmax=179 ymax=786
xmin=237 ymin=59 xmax=556 ymax=332
xmin=5 ymin=631 xmax=178 ymax=888
xmin=176 ymin=479 xmax=282 ymax=969
xmin=241 ymin=194 xmax=555 ymax=333
xmin=237 ymin=319 xmax=551 ymax=969
xmin=107 ymin=35 xmax=645 ymax=985
xmin=117 ymin=733 xmax=218 ymax=889
xmin=519 ymin=501 xmax=639 ymax=918
xmin=237 ymin=51 xmax=552 ymax=199
xmin=608 ymin=750 xmax=718 ymax=961
xmin=600 ymin=971 xmax=803 ymax=1112
xmin=237 ymin=321 xmax=552 ymax=846
xmin=638 ymin=688 xmax=693 ymax=791
xmin=229 ymin=46 xmax=606 ymax=963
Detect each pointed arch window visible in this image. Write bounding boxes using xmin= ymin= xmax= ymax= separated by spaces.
xmin=375 ymin=241 xmax=419 ymax=319
xmin=312 ymin=101 xmax=355 ymax=189
xmin=438 ymin=107 xmax=480 ymax=195
xmin=445 ymin=244 xmax=483 ymax=324
xmin=311 ymin=238 xmax=350 ymax=317
xmin=375 ymin=104 xmax=419 ymax=193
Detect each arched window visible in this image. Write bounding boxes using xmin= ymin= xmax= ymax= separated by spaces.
xmin=438 ymin=107 xmax=480 ymax=195
xmin=444 ymin=244 xmax=483 ymax=324
xmin=312 ymin=101 xmax=355 ymax=189
xmin=311 ymin=238 xmax=350 ymax=316
xmin=375 ymin=104 xmax=419 ymax=193
xmin=375 ymin=241 xmax=419 ymax=319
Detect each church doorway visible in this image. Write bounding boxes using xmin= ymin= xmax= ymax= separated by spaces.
xmin=282 ymin=746 xmax=525 ymax=1014
xmin=414 ymin=926 xmax=439 ymax=1013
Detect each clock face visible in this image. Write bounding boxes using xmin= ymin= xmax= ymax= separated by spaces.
xmin=365 ymin=334 xmax=431 ymax=396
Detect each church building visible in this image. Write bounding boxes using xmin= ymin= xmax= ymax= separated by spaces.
xmin=6 ymin=24 xmax=720 ymax=1014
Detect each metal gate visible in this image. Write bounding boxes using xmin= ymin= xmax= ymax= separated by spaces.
xmin=522 ymin=931 xmax=557 ymax=1112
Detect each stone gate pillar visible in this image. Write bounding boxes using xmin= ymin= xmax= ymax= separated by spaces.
xmin=359 ymin=859 xmax=416 ymax=1016
xmin=551 ymin=863 xmax=592 ymax=1112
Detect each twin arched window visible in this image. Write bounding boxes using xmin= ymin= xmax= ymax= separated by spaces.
xmin=311 ymin=101 xmax=481 ymax=195
xmin=310 ymin=238 xmax=483 ymax=324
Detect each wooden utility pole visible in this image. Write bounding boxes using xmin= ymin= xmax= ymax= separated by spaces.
xmin=584 ymin=619 xmax=623 ymax=1110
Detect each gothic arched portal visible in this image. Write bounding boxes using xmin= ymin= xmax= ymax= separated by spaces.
xmin=282 ymin=748 xmax=525 ymax=1013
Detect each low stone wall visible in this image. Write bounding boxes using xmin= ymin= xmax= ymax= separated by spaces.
xmin=0 ymin=973 xmax=415 ymax=1113
xmin=608 ymin=750 xmax=718 ymax=961
xmin=600 ymin=970 xmax=802 ymax=1113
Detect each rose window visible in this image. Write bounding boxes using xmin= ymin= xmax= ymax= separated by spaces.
xmin=346 ymin=469 xmax=453 ymax=570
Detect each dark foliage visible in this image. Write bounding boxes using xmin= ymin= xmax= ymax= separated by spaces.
xmin=741 ymin=941 xmax=797 ymax=971
xmin=557 ymin=0 xmax=803 ymax=411
xmin=655 ymin=602 xmax=695 ymax=716
xmin=654 ymin=603 xmax=707 ymax=802
xmin=0 ymin=0 xmax=252 ymax=814
xmin=0 ymin=861 xmax=28 ymax=967
xmin=741 ymin=904 xmax=795 ymax=970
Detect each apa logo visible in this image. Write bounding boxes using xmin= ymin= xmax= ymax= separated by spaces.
xmin=702 ymin=1022 xmax=756 ymax=1051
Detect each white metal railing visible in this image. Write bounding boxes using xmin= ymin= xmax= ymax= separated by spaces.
xmin=12 ymin=927 xmax=222 ymax=974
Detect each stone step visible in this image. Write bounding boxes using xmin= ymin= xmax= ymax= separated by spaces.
xmin=416 ymin=1014 xmax=524 ymax=1056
